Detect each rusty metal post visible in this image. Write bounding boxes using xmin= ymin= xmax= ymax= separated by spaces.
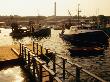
xmin=63 ymin=58 xmax=66 ymax=81
xmin=76 ymin=66 xmax=82 ymax=82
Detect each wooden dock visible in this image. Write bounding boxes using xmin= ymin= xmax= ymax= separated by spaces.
xmin=0 ymin=45 xmax=19 ymax=61
xmin=0 ymin=42 xmax=34 ymax=61
xmin=0 ymin=43 xmax=56 ymax=82
xmin=0 ymin=42 xmax=107 ymax=82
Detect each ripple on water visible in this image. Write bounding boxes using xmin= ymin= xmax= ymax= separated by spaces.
xmin=0 ymin=66 xmax=31 ymax=82
xmin=0 ymin=28 xmax=110 ymax=81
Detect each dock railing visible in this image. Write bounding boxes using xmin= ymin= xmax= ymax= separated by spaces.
xmin=20 ymin=43 xmax=62 ymax=82
xmin=46 ymin=53 xmax=107 ymax=82
xmin=20 ymin=42 xmax=107 ymax=82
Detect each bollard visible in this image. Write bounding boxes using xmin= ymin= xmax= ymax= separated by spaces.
xmin=76 ymin=66 xmax=82 ymax=82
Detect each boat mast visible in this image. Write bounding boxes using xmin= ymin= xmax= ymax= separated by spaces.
xmin=54 ymin=2 xmax=56 ymax=16
xmin=54 ymin=1 xmax=56 ymax=27
xmin=78 ymin=4 xmax=81 ymax=27
xmin=37 ymin=10 xmax=40 ymax=26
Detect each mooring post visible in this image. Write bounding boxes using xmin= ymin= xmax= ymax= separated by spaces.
xmin=63 ymin=58 xmax=66 ymax=81
xmin=35 ymin=61 xmax=40 ymax=80
xmin=36 ymin=43 xmax=38 ymax=56
xmin=22 ymin=44 xmax=24 ymax=58
xmin=40 ymin=46 xmax=43 ymax=56
xmin=46 ymin=49 xmax=49 ymax=65
xmin=76 ymin=66 xmax=82 ymax=82
xmin=32 ymin=57 xmax=36 ymax=78
xmin=46 ymin=49 xmax=48 ymax=55
xmin=39 ymin=63 xmax=43 ymax=82
xmin=53 ymin=52 xmax=56 ymax=73
xmin=20 ymin=43 xmax=22 ymax=56
xmin=41 ymin=46 xmax=43 ymax=55
xmin=33 ymin=41 xmax=35 ymax=53
xmin=24 ymin=47 xmax=27 ymax=61
xmin=28 ymin=50 xmax=31 ymax=70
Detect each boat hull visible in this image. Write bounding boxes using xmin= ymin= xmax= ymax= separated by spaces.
xmin=10 ymin=27 xmax=51 ymax=38
xmin=60 ymin=30 xmax=109 ymax=47
xmin=69 ymin=47 xmax=104 ymax=56
xmin=32 ymin=28 xmax=51 ymax=37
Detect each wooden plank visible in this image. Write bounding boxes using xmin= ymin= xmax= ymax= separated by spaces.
xmin=0 ymin=45 xmax=19 ymax=61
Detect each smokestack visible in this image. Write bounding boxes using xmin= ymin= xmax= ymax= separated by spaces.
xmin=54 ymin=2 xmax=56 ymax=16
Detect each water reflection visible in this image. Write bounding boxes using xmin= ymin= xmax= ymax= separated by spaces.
xmin=69 ymin=48 xmax=105 ymax=57
xmin=0 ymin=28 xmax=110 ymax=81
xmin=0 ymin=66 xmax=29 ymax=82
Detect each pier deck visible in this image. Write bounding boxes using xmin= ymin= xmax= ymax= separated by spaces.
xmin=0 ymin=42 xmax=107 ymax=82
xmin=0 ymin=42 xmax=34 ymax=61
xmin=0 ymin=45 xmax=19 ymax=61
xmin=0 ymin=43 xmax=51 ymax=82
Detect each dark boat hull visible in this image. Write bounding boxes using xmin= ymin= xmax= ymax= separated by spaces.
xmin=69 ymin=47 xmax=104 ymax=56
xmin=60 ymin=30 xmax=109 ymax=47
xmin=32 ymin=28 xmax=51 ymax=37
xmin=97 ymin=27 xmax=110 ymax=36
xmin=10 ymin=28 xmax=51 ymax=38
xmin=10 ymin=31 xmax=31 ymax=37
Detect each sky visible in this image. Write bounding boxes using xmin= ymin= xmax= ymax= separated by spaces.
xmin=0 ymin=0 xmax=110 ymax=16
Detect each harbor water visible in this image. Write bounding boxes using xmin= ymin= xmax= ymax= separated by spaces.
xmin=0 ymin=28 xmax=110 ymax=81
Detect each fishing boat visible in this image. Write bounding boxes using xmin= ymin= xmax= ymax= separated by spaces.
xmin=10 ymin=22 xmax=30 ymax=37
xmin=60 ymin=25 xmax=109 ymax=56
xmin=60 ymin=26 xmax=109 ymax=47
xmin=32 ymin=25 xmax=51 ymax=37
xmin=60 ymin=4 xmax=109 ymax=50
xmin=10 ymin=21 xmax=51 ymax=37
